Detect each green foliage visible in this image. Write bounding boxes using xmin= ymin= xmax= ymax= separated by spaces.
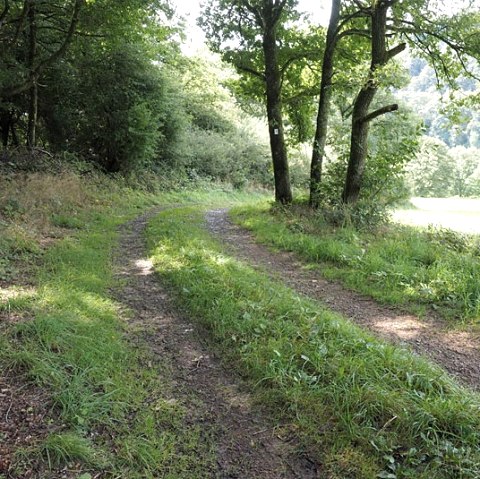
xmin=399 ymin=1 xmax=480 ymax=90
xmin=451 ymin=146 xmax=480 ymax=197
xmin=41 ymin=43 xmax=168 ymax=172
xmin=167 ymin=54 xmax=272 ymax=187
xmin=232 ymin=202 xmax=480 ymax=321
xmin=175 ymin=126 xmax=270 ymax=188
xmin=36 ymin=19 xmax=271 ymax=183
xmin=404 ymin=137 xmax=480 ymax=198
xmin=200 ymin=1 xmax=323 ymax=147
xmin=401 ymin=56 xmax=480 ymax=150
xmin=147 ymin=205 xmax=480 ymax=479
xmin=406 ymin=137 xmax=454 ymax=197
xmin=320 ymin=98 xmax=421 ymax=213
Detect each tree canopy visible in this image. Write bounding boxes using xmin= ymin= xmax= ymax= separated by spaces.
xmin=0 ymin=0 xmax=478 ymax=206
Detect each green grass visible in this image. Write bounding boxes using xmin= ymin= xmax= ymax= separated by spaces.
xmin=231 ymin=202 xmax=480 ymax=322
xmin=147 ymin=205 xmax=480 ymax=479
xmin=1 ymin=185 xmax=262 ymax=477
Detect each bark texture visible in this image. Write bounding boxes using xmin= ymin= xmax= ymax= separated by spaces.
xmin=309 ymin=0 xmax=341 ymax=208
xmin=261 ymin=2 xmax=292 ymax=204
xmin=263 ymin=9 xmax=292 ymax=204
xmin=342 ymin=0 xmax=405 ymax=204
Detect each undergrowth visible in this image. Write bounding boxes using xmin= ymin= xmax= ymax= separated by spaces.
xmin=147 ymin=206 xmax=480 ymax=479
xmin=231 ymin=202 xmax=480 ymax=322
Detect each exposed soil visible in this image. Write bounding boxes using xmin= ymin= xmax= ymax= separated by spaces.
xmin=205 ymin=208 xmax=480 ymax=390
xmin=0 ymin=374 xmax=60 ymax=478
xmin=0 ymin=281 xmax=84 ymax=479
xmin=113 ymin=210 xmax=321 ymax=478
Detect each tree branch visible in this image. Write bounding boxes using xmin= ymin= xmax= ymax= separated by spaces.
xmin=386 ymin=42 xmax=406 ymax=61
xmin=272 ymin=0 xmax=288 ymax=23
xmin=362 ymin=103 xmax=398 ymax=123
xmin=36 ymin=0 xmax=83 ymax=70
xmin=337 ymin=9 xmax=370 ymax=33
xmin=351 ymin=0 xmax=371 ymax=14
xmin=11 ymin=0 xmax=28 ymax=45
xmin=337 ymin=28 xmax=371 ymax=41
xmin=236 ymin=63 xmax=266 ymax=80
xmin=1 ymin=0 xmax=84 ymax=98
xmin=243 ymin=0 xmax=264 ymax=28
xmin=0 ymin=0 xmax=9 ymax=28
xmin=279 ymin=50 xmax=318 ymax=75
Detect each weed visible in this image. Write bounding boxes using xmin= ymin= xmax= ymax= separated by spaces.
xmin=51 ymin=214 xmax=83 ymax=229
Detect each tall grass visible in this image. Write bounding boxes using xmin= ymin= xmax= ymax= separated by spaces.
xmin=147 ymin=206 xmax=480 ymax=479
xmin=231 ymin=202 xmax=480 ymax=322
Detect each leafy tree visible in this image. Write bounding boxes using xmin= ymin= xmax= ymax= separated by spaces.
xmin=308 ymin=0 xmax=479 ymax=205
xmin=66 ymin=44 xmax=167 ymax=172
xmin=200 ymin=0 xmax=322 ymax=203
xmin=342 ymin=0 xmax=406 ymax=204
xmin=450 ymin=146 xmax=480 ymax=197
xmin=0 ymin=0 xmax=84 ymax=148
xmin=405 ymin=137 xmax=454 ymax=197
xmin=322 ymin=96 xmax=421 ymax=211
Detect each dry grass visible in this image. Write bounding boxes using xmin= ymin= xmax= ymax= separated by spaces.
xmin=0 ymin=171 xmax=101 ymax=285
xmin=0 ymin=172 xmax=94 ymax=233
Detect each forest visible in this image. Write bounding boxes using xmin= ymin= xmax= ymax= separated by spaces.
xmin=1 ymin=1 xmax=480 ymax=478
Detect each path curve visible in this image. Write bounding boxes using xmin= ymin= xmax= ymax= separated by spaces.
xmin=205 ymin=208 xmax=480 ymax=390
xmin=113 ymin=209 xmax=320 ymax=479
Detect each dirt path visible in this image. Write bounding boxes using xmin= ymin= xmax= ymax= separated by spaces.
xmin=205 ymin=208 xmax=480 ymax=390
xmin=114 ymin=210 xmax=320 ymax=479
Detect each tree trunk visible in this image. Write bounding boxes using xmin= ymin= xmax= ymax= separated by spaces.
xmin=263 ymin=14 xmax=292 ymax=204
xmin=26 ymin=0 xmax=37 ymax=149
xmin=342 ymin=87 xmax=375 ymax=203
xmin=27 ymin=81 xmax=38 ymax=148
xmin=342 ymin=0 xmax=404 ymax=204
xmin=0 ymin=108 xmax=11 ymax=147
xmin=309 ymin=0 xmax=341 ymax=208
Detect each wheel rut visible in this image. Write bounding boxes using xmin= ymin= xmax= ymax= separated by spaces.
xmin=205 ymin=208 xmax=480 ymax=390
xmin=113 ymin=209 xmax=321 ymax=479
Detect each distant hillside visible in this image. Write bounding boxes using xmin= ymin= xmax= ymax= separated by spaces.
xmin=399 ymin=57 xmax=480 ymax=148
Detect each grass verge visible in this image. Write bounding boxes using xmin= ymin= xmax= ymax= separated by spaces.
xmin=147 ymin=205 xmax=480 ymax=479
xmin=231 ymin=202 xmax=480 ymax=322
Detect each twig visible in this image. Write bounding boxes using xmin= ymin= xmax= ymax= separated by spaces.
xmin=5 ymin=398 xmax=13 ymax=421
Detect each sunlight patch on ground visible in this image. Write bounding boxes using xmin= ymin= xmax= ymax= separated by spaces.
xmin=0 ymin=286 xmax=36 ymax=303
xmin=135 ymin=259 xmax=154 ymax=276
xmin=373 ymin=316 xmax=428 ymax=341
xmin=392 ymin=197 xmax=480 ymax=235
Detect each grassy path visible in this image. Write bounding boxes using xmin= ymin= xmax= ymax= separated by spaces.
xmin=114 ymin=209 xmax=319 ymax=478
xmin=147 ymin=205 xmax=480 ymax=479
xmin=3 ymin=189 xmax=480 ymax=479
xmin=205 ymin=208 xmax=480 ymax=389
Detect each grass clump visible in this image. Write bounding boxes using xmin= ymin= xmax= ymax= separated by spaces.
xmin=231 ymin=202 xmax=480 ymax=321
xmin=147 ymin=206 xmax=480 ymax=479
xmin=40 ymin=433 xmax=97 ymax=469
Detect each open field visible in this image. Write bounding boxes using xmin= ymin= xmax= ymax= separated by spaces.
xmin=393 ymin=198 xmax=480 ymax=234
